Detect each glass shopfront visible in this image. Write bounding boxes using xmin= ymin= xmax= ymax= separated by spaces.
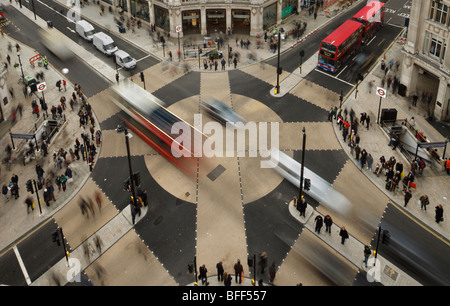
xmin=130 ymin=0 xmax=149 ymax=22
xmin=231 ymin=9 xmax=250 ymax=34
xmin=263 ymin=2 xmax=277 ymax=30
xmin=182 ymin=10 xmax=201 ymax=34
xmin=282 ymin=0 xmax=296 ymax=18
xmin=154 ymin=5 xmax=170 ymax=31
xmin=206 ymin=9 xmax=226 ymax=34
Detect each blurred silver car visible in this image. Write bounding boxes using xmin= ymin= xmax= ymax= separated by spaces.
xmin=201 ymin=98 xmax=246 ymax=126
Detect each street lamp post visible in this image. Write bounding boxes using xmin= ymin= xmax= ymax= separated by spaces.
xmin=116 ymin=125 xmax=138 ymax=221
xmin=275 ymin=32 xmax=282 ymax=94
xmin=17 ymin=51 xmax=24 ymax=80
xmin=297 ymin=127 xmax=306 ymax=212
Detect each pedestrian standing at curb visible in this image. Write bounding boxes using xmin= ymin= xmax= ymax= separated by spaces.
xmin=298 ymin=196 xmax=307 ymax=217
xmin=324 ymin=215 xmax=333 ymax=234
xmin=199 ymin=264 xmax=209 ymax=285
xmin=221 ymin=58 xmax=226 ymax=70
xmin=435 ymin=205 xmax=444 ymax=223
xmin=339 ymin=226 xmax=349 ymax=245
xmin=313 ymin=215 xmax=323 ymax=235
xmin=234 ymin=259 xmax=243 ymax=284
xmin=115 ymin=71 xmax=119 ymax=83
xmin=216 ymin=261 xmax=224 ymax=282
xmin=419 ymin=194 xmax=429 ymax=211
xmin=367 ymin=153 xmax=373 ymax=172
xmin=364 ymin=245 xmax=371 ymax=268
xmin=259 ymin=252 xmax=268 ymax=274
xmin=404 ymin=188 xmax=412 ymax=207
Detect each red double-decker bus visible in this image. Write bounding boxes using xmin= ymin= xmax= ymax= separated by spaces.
xmin=352 ymin=1 xmax=385 ymax=43
xmin=317 ymin=20 xmax=364 ymax=73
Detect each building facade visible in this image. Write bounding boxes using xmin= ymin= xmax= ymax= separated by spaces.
xmin=102 ymin=0 xmax=315 ymax=38
xmin=401 ymin=0 xmax=450 ymax=121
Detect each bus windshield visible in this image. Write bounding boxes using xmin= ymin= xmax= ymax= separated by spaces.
xmin=320 ymin=42 xmax=337 ymax=53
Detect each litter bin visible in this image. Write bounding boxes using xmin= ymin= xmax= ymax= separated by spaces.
xmin=23 ymin=76 xmax=36 ymax=86
xmin=398 ymin=84 xmax=406 ymax=97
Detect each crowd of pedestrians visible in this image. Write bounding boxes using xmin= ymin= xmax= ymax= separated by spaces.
xmin=197 ymin=252 xmax=276 ymax=286
xmin=1 ymin=79 xmax=102 ymax=215
xmin=333 ymin=103 xmax=445 ymax=225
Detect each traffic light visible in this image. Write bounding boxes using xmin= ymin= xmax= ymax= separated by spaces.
xmin=188 ymin=262 xmax=194 ymax=273
xmin=52 ymin=230 xmax=61 ymax=246
xmin=140 ymin=71 xmax=145 ymax=82
xmin=304 ymin=178 xmax=311 ymax=191
xmin=381 ymin=230 xmax=391 ymax=245
xmin=247 ymin=255 xmax=254 ymax=267
xmin=133 ymin=171 xmax=141 ymax=187
xmin=26 ymin=180 xmax=33 ymax=194
xmin=123 ymin=178 xmax=130 ymax=192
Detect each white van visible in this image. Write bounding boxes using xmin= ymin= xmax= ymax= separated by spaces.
xmin=76 ymin=20 xmax=95 ymax=41
xmin=114 ymin=50 xmax=136 ymax=70
xmin=93 ymin=32 xmax=118 ymax=56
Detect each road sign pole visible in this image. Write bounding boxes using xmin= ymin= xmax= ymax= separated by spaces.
xmin=377 ymin=95 xmax=382 ymax=124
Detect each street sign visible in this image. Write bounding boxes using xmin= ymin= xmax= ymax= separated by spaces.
xmin=176 ymin=25 xmax=182 ymax=33
xmin=37 ymin=82 xmax=46 ymax=92
xmin=376 ymin=87 xmax=386 ymax=98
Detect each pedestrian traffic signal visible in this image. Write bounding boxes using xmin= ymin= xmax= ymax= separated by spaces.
xmin=52 ymin=230 xmax=61 ymax=246
xmin=304 ymin=178 xmax=311 ymax=191
xmin=140 ymin=72 xmax=145 ymax=82
xmin=26 ymin=180 xmax=33 ymax=194
xmin=381 ymin=230 xmax=391 ymax=245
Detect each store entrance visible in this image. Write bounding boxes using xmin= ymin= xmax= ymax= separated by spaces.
xmin=231 ymin=9 xmax=250 ymax=35
xmin=206 ymin=9 xmax=226 ymax=34
xmin=182 ymin=10 xmax=201 ymax=34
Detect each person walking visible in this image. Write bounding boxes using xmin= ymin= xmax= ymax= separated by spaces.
xmin=324 ymin=215 xmax=333 ymax=234
xmin=199 ymin=264 xmax=209 ymax=285
xmin=404 ymin=188 xmax=412 ymax=207
xmin=2 ymin=184 xmax=9 ymax=204
xmin=339 ymin=226 xmax=349 ymax=245
xmin=25 ymin=196 xmax=34 ymax=213
xmin=216 ymin=261 xmax=224 ymax=282
xmin=314 ymin=215 xmax=323 ymax=234
xmin=234 ymin=259 xmax=244 ymax=284
xmin=435 ymin=205 xmax=444 ymax=223
xmin=364 ymin=245 xmax=371 ymax=268
xmin=419 ymin=194 xmax=429 ymax=211
xmin=268 ymin=262 xmax=276 ymax=284
xmin=43 ymin=188 xmax=52 ymax=207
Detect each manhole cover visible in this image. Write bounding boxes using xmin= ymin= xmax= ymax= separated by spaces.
xmin=207 ymin=164 xmax=226 ymax=181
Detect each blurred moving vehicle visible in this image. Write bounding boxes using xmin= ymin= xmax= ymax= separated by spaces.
xmin=267 ymin=150 xmax=352 ymax=216
xmin=38 ymin=29 xmax=74 ymax=61
xmin=201 ymin=97 xmax=246 ymax=127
